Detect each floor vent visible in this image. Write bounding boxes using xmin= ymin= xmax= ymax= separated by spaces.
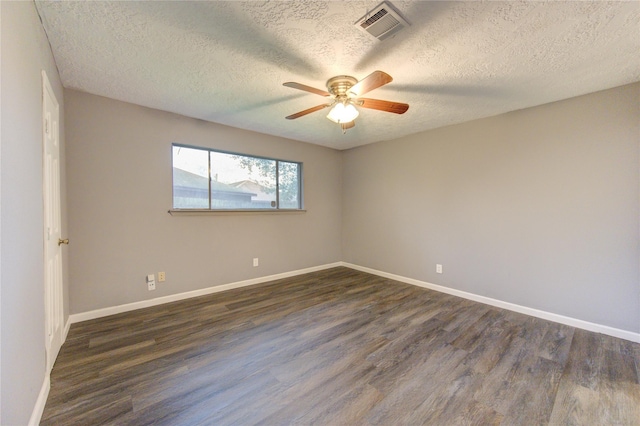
xmin=355 ymin=1 xmax=409 ymax=41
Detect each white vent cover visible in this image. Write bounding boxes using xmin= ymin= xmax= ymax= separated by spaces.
xmin=355 ymin=1 xmax=409 ymax=41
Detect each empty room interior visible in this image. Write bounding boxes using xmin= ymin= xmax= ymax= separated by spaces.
xmin=2 ymin=1 xmax=639 ymax=424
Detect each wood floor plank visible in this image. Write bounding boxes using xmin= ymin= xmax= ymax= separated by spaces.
xmin=366 ymin=343 xmax=472 ymax=425
xmin=41 ymin=267 xmax=640 ymax=425
xmin=538 ymin=322 xmax=575 ymax=365
xmin=498 ymin=356 xmax=564 ymax=424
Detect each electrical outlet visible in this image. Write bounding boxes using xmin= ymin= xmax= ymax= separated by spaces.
xmin=158 ymin=271 xmax=166 ymax=282
xmin=147 ymin=274 xmax=156 ymax=291
xmin=436 ymin=264 xmax=443 ymax=274
xmin=253 ymin=258 xmax=259 ymax=267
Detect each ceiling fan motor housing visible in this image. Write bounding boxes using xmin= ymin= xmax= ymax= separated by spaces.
xmin=326 ymin=76 xmax=358 ymax=97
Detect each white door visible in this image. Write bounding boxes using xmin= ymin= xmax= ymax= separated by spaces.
xmin=43 ymin=70 xmax=64 ymax=372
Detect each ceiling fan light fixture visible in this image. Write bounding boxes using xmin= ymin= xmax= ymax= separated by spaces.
xmin=327 ymin=103 xmax=359 ymax=124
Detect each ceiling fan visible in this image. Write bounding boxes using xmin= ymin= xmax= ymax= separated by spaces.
xmin=283 ymin=70 xmax=409 ymax=133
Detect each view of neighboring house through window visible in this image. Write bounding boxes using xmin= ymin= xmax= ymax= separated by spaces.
xmin=172 ymin=144 xmax=302 ymax=210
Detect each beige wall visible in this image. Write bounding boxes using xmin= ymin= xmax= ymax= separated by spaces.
xmin=343 ymin=83 xmax=640 ymax=333
xmin=1 ymin=2 xmax=68 ymax=424
xmin=65 ymin=89 xmax=342 ymax=314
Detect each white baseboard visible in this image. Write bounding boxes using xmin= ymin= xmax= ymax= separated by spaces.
xmin=68 ymin=260 xmax=640 ymax=343
xmin=341 ymin=262 xmax=640 ymax=343
xmin=63 ymin=317 xmax=71 ymax=343
xmin=70 ymin=262 xmax=342 ymax=324
xmin=29 ymin=318 xmax=70 ymax=425
xmin=28 ymin=374 xmax=50 ymax=426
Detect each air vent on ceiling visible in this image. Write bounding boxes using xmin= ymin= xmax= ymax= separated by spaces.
xmin=355 ymin=1 xmax=409 ymax=41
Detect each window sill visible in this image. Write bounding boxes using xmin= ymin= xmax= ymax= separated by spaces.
xmin=168 ymin=209 xmax=306 ymax=216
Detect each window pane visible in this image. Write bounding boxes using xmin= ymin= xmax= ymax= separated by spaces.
xmin=210 ymin=151 xmax=276 ymax=209
xmin=173 ymin=146 xmax=209 ymax=209
xmin=171 ymin=144 xmax=303 ymax=211
xmin=278 ymin=161 xmax=301 ymax=209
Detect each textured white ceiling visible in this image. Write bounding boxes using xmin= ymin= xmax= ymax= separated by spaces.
xmin=36 ymin=1 xmax=640 ymax=150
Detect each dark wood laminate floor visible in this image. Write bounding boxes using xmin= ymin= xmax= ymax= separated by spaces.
xmin=42 ymin=267 xmax=640 ymax=425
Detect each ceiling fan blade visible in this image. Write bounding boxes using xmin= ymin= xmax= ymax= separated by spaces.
xmin=285 ymin=104 xmax=330 ymax=120
xmin=283 ymin=82 xmax=331 ymax=97
xmin=349 ymin=71 xmax=393 ymax=97
xmin=341 ymin=121 xmax=355 ymax=130
xmin=358 ymin=98 xmax=409 ymax=114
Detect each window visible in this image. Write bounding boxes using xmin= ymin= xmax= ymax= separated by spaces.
xmin=172 ymin=144 xmax=303 ymax=210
